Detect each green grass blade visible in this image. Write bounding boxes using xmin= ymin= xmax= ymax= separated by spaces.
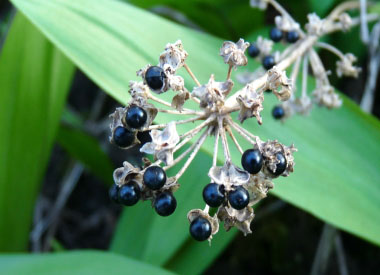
xmin=57 ymin=124 xmax=114 ymax=185
xmin=0 ymin=13 xmax=74 ymax=251
xmin=0 ymin=251 xmax=175 ymax=275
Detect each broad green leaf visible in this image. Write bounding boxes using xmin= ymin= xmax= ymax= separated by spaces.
xmin=0 ymin=251 xmax=175 ymax=275
xmin=57 ymin=124 xmax=114 ymax=185
xmin=10 ymin=0 xmax=380 ymax=271
xmin=0 ymin=13 xmax=74 ymax=251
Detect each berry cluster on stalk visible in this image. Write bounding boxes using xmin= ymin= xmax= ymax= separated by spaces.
xmin=108 ymin=0 xmax=376 ymax=243
xmin=241 ymin=0 xmax=366 ymax=122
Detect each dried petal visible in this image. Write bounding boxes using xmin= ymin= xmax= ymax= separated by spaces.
xmin=171 ymin=90 xmax=190 ymax=110
xmin=220 ymin=38 xmax=249 ymax=68
xmin=140 ymin=122 xmax=179 ymax=165
xmin=312 ymin=82 xmax=342 ymax=108
xmin=339 ymin=13 xmax=352 ymax=32
xmin=129 ymin=81 xmax=149 ymax=100
xmin=208 ymin=162 xmax=250 ymax=190
xmin=246 ymin=173 xmax=274 ymax=206
xmin=236 ymin=83 xmax=264 ymax=124
xmin=256 ymin=36 xmax=273 ymax=57
xmin=113 ymin=161 xmax=142 ymax=187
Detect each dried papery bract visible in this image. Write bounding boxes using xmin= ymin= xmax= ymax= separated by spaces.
xmin=108 ymin=0 xmax=378 ymax=243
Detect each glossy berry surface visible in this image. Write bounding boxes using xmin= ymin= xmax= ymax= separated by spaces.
xmin=113 ymin=126 xmax=135 ymax=148
xmin=203 ymin=183 xmax=225 ymax=207
xmin=268 ymin=152 xmax=287 ymax=176
xmin=262 ymin=55 xmax=275 ymax=70
xmin=286 ymin=30 xmax=299 ymax=43
xmin=247 ymin=43 xmax=260 ymax=58
xmin=190 ymin=217 xmax=212 ymax=241
xmin=241 ymin=149 xmax=263 ymax=174
xmin=272 ymin=105 xmax=285 ymax=119
xmin=228 ymin=186 xmax=250 ymax=210
xmin=118 ymin=182 xmax=141 ymax=206
xmin=143 ymin=166 xmax=167 ymax=190
xmin=109 ymin=184 xmax=120 ymax=203
xmin=154 ymin=192 xmax=177 ymax=216
xmin=145 ymin=66 xmax=166 ymax=91
xmin=125 ymin=105 xmax=147 ymax=129
xmin=270 ymin=27 xmax=283 ymax=42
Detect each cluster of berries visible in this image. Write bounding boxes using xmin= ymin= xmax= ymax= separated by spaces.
xmin=247 ymin=27 xmax=300 ymax=71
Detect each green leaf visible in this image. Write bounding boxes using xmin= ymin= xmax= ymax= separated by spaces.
xmin=10 ymin=0 xmax=380 ymax=271
xmin=0 ymin=12 xmax=74 ymax=251
xmin=0 ymin=251 xmax=175 ymax=275
xmin=57 ymin=124 xmax=114 ymax=185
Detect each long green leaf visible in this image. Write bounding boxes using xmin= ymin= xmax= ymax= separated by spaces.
xmin=57 ymin=124 xmax=114 ymax=185
xmin=10 ymin=0 xmax=380 ymax=270
xmin=0 ymin=251 xmax=175 ymax=275
xmin=0 ymin=12 xmax=74 ymax=251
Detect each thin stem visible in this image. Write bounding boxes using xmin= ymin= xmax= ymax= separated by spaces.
xmin=180 ymin=115 xmax=215 ymax=139
xmin=327 ymin=1 xmax=360 ymax=21
xmin=290 ymin=56 xmax=302 ymax=100
xmin=218 ymin=117 xmax=231 ymax=163
xmin=203 ymin=204 xmax=210 ymax=213
xmin=360 ymin=0 xmax=370 ymax=44
xmin=226 ymin=125 xmax=244 ymax=155
xmin=228 ymin=120 xmax=257 ymax=147
xmin=149 ymin=92 xmax=200 ymax=113
xmin=147 ymin=115 xmax=203 ymax=130
xmin=226 ymin=65 xmax=233 ymax=80
xmin=228 ymin=118 xmax=260 ymax=143
xmin=157 ymin=108 xmax=203 ymax=116
xmin=184 ymin=63 xmax=201 ymax=87
xmin=315 ymin=42 xmax=345 ymax=60
xmin=164 ymin=126 xmax=209 ymax=171
xmin=174 ymin=126 xmax=212 ymax=181
xmin=301 ymin=54 xmax=309 ymax=98
xmin=213 ymin=128 xmax=220 ymax=167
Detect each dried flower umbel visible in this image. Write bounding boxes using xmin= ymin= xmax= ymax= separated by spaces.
xmin=108 ymin=1 xmax=378 ymax=243
xmin=242 ymin=0 xmax=378 ymax=121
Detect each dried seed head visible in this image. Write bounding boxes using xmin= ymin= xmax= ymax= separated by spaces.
xmin=275 ymin=15 xmax=300 ymax=32
xmin=217 ymin=204 xmax=254 ymax=236
xmin=266 ymin=66 xmax=293 ymax=101
xmin=236 ymin=83 xmax=264 ymax=124
xmin=246 ymin=173 xmax=274 ymax=206
xmin=305 ymin=13 xmax=325 ymax=35
xmin=159 ymin=40 xmax=188 ymax=72
xmin=312 ymin=82 xmax=342 ymax=108
xmin=140 ymin=122 xmax=180 ymax=165
xmin=255 ymin=36 xmax=273 ymax=57
xmin=192 ymin=74 xmax=234 ymax=109
xmin=129 ymin=81 xmax=149 ymax=100
xmin=113 ymin=161 xmax=142 ymax=188
xmin=339 ymin=13 xmax=352 ymax=32
xmin=220 ymin=38 xmax=250 ymax=69
xmin=336 ymin=53 xmax=361 ymax=78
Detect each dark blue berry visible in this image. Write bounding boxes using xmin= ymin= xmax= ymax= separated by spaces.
xmin=145 ymin=66 xmax=166 ymax=91
xmin=228 ymin=186 xmax=250 ymax=210
xmin=113 ymin=126 xmax=135 ymax=148
xmin=241 ymin=149 xmax=263 ymax=174
xmin=109 ymin=184 xmax=120 ymax=203
xmin=248 ymin=43 xmax=260 ymax=58
xmin=154 ymin=192 xmax=177 ymax=216
xmin=286 ymin=30 xmax=299 ymax=43
xmin=126 ymin=105 xmax=147 ymax=129
xmin=268 ymin=152 xmax=287 ymax=176
xmin=190 ymin=217 xmax=212 ymax=241
xmin=270 ymin=27 xmax=283 ymax=42
xmin=262 ymin=55 xmax=275 ymax=70
xmin=137 ymin=130 xmax=152 ymax=145
xmin=203 ymin=183 xmax=225 ymax=207
xmin=118 ymin=182 xmax=141 ymax=206
xmin=143 ymin=166 xmax=166 ymax=190
xmin=272 ymin=105 xmax=285 ymax=119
